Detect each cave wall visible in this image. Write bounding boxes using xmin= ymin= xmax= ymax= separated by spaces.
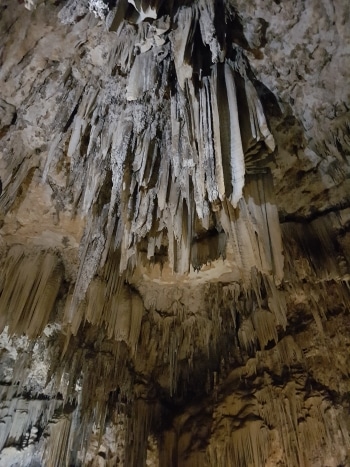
xmin=0 ymin=0 xmax=350 ymax=466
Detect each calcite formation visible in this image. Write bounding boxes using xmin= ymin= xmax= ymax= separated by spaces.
xmin=0 ymin=0 xmax=349 ymax=466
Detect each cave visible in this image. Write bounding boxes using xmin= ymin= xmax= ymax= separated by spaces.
xmin=0 ymin=0 xmax=350 ymax=465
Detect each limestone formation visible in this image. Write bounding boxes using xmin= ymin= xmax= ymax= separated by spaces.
xmin=0 ymin=0 xmax=349 ymax=465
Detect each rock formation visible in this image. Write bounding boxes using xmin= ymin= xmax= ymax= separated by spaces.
xmin=0 ymin=0 xmax=349 ymax=465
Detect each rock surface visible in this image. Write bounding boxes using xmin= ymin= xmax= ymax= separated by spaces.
xmin=0 ymin=0 xmax=350 ymax=466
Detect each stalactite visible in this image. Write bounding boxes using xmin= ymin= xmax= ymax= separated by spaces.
xmin=125 ymin=399 xmax=153 ymax=467
xmin=0 ymin=247 xmax=63 ymax=338
xmin=32 ymin=0 xmax=280 ymax=301
xmin=0 ymin=396 xmax=61 ymax=454
xmin=207 ymin=420 xmax=270 ymax=467
xmin=43 ymin=416 xmax=75 ymax=467
xmin=251 ymin=309 xmax=277 ymax=349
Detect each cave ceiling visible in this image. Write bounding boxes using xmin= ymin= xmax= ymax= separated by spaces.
xmin=0 ymin=0 xmax=350 ymax=466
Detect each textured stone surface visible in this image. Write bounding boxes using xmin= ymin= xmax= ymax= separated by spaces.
xmin=0 ymin=0 xmax=350 ymax=466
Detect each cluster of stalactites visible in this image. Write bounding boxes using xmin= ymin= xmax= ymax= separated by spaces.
xmin=0 ymin=247 xmax=63 ymax=339
xmin=0 ymin=0 xmax=283 ymax=418
xmin=0 ymin=2 xmax=280 ymax=315
xmin=39 ymin=0 xmax=281 ymax=314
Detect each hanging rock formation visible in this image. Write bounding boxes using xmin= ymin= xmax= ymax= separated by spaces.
xmin=0 ymin=0 xmax=350 ymax=465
